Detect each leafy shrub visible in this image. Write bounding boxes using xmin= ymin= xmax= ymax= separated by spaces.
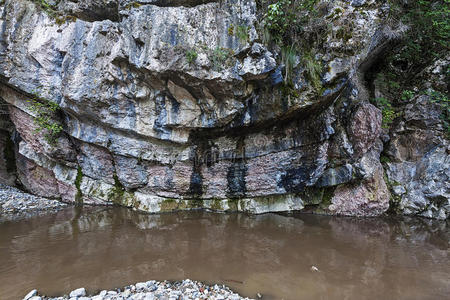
xmin=389 ymin=0 xmax=449 ymax=74
xmin=261 ymin=0 xmax=319 ymax=45
xmin=372 ymin=1 xmax=449 ymax=133
xmin=401 ymin=90 xmax=415 ymax=101
xmin=263 ymin=0 xmax=295 ymax=44
xmin=371 ymin=97 xmax=398 ymax=129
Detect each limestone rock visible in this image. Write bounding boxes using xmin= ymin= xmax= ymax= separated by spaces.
xmin=348 ymin=103 xmax=382 ymax=157
xmin=0 ymin=0 xmax=442 ymax=218
xmin=384 ymin=95 xmax=449 ymax=219
xmin=329 ymin=162 xmax=390 ymax=217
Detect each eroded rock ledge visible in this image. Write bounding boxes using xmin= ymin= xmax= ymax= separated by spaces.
xmin=0 ymin=0 xmax=448 ymax=218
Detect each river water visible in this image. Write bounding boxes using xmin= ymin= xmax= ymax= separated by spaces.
xmin=0 ymin=207 xmax=449 ymax=300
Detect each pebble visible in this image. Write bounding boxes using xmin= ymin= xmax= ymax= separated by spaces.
xmin=24 ymin=289 xmax=38 ymax=300
xmin=311 ymin=266 xmax=319 ymax=272
xmin=69 ymin=287 xmax=86 ymax=298
xmin=28 ymin=279 xmax=253 ymax=300
xmin=135 ymin=282 xmax=147 ymax=290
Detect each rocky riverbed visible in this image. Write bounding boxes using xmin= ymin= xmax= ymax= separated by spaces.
xmin=23 ymin=280 xmax=253 ymax=300
xmin=0 ymin=184 xmax=68 ymax=220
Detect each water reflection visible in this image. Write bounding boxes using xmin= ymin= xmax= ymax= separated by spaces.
xmin=0 ymin=208 xmax=448 ymax=300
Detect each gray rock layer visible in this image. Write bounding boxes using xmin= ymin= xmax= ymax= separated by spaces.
xmin=0 ymin=0 xmax=447 ymax=218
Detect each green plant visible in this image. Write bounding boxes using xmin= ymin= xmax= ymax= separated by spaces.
xmin=262 ymin=0 xmax=319 ymax=45
xmin=280 ymin=44 xmax=297 ymax=86
xmin=211 ymin=47 xmax=231 ymax=71
xmin=401 ymin=90 xmax=415 ymax=101
xmin=302 ymin=51 xmax=322 ymax=92
xmin=428 ymin=90 xmax=450 ymax=137
xmin=371 ymin=97 xmax=398 ymax=129
xmin=33 ymin=0 xmax=79 ymax=24
xmin=263 ymin=0 xmax=294 ymax=44
xmin=235 ymin=25 xmax=249 ymax=43
xmin=27 ymin=92 xmax=63 ymax=145
xmin=125 ymin=1 xmax=141 ymax=9
xmin=228 ymin=24 xmax=235 ymax=36
xmin=33 ymin=0 xmax=58 ymax=16
xmin=369 ymin=1 xmax=449 ymax=136
xmin=260 ymin=0 xmax=323 ymax=95
xmin=380 ymin=155 xmax=392 ymax=164
xmin=186 ymin=49 xmax=198 ymax=65
xmin=55 ymin=15 xmax=77 ymax=25
xmin=389 ymin=0 xmax=449 ymax=74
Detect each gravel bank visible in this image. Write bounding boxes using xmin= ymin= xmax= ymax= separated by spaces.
xmin=0 ymin=184 xmax=68 ymax=219
xmin=23 ymin=279 xmax=254 ymax=300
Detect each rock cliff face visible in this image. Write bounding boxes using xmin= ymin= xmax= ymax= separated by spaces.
xmin=0 ymin=0 xmax=448 ymax=218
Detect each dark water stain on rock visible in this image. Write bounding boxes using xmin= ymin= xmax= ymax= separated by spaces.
xmin=188 ymin=171 xmax=203 ymax=197
xmin=188 ymin=145 xmax=204 ymax=197
xmin=226 ymin=161 xmax=247 ymax=198
xmin=279 ymin=165 xmax=316 ymax=193
xmin=226 ymin=137 xmax=247 ymax=198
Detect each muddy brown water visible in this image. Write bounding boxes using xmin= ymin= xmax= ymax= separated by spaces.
xmin=0 ymin=207 xmax=449 ymax=300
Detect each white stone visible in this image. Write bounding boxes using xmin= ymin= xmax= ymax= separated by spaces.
xmin=69 ymin=287 xmax=86 ymax=298
xmin=23 ymin=289 xmax=37 ymax=300
xmin=135 ymin=282 xmax=148 ymax=290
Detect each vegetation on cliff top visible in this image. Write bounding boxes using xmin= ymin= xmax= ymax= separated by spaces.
xmin=371 ymin=0 xmax=449 ymax=134
xmin=260 ymin=0 xmax=323 ymax=94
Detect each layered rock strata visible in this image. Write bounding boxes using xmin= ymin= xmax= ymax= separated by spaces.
xmin=0 ymin=0 xmax=447 ymax=218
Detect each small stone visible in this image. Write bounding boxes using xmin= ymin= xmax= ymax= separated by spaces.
xmin=122 ymin=289 xmax=131 ymax=298
xmin=24 ymin=289 xmax=38 ymax=300
xmin=69 ymin=287 xmax=86 ymax=298
xmin=135 ymin=282 xmax=147 ymax=290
